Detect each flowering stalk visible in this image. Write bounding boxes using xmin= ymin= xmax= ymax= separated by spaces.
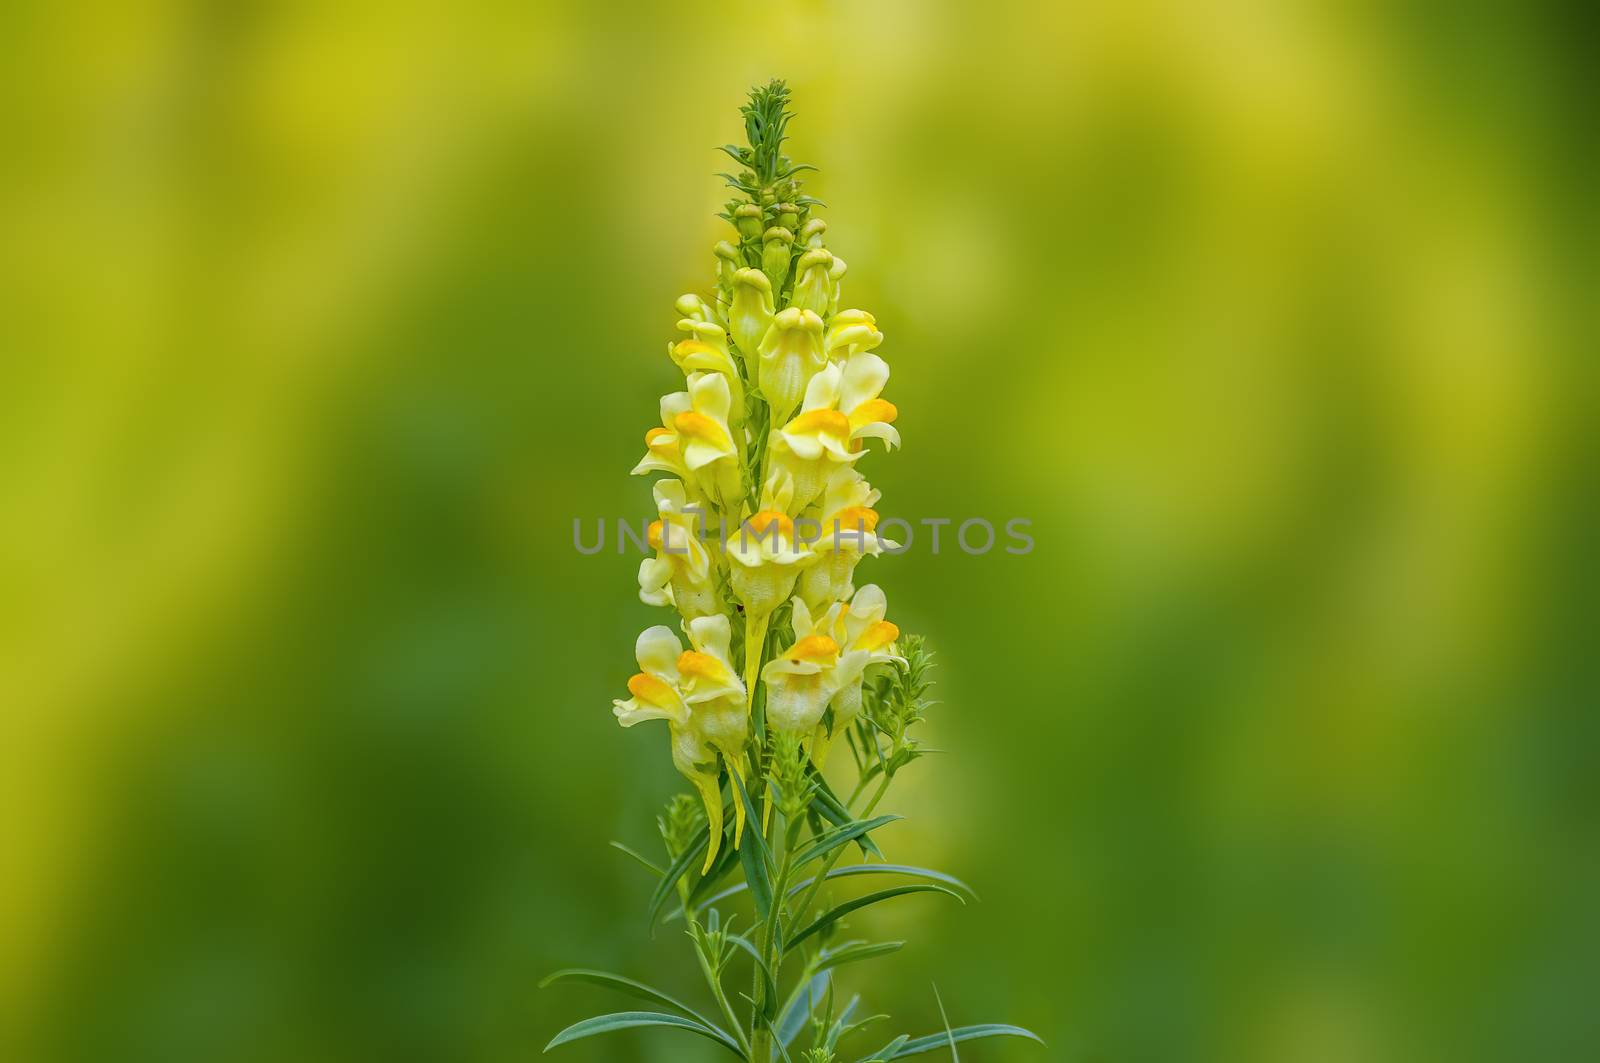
xmin=542 ymin=81 xmax=1041 ymax=1062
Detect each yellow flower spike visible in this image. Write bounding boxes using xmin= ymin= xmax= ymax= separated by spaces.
xmin=789 ymin=248 xmax=834 ymax=316
xmin=756 ymin=306 xmax=827 ymax=426
xmin=729 ymin=267 xmax=774 ymax=362
xmin=761 ymin=226 xmax=796 ymax=293
xmin=636 ymin=479 xmax=719 ymax=619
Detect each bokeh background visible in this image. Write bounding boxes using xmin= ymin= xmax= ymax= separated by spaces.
xmin=4 ymin=2 xmax=1595 ymax=1061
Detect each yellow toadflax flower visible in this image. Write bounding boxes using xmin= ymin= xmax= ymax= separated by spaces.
xmin=668 ymin=303 xmax=745 ymax=428
xmin=756 ymin=306 xmax=828 ymax=427
xmin=769 ymin=347 xmax=899 ymax=511
xmin=759 ymin=593 xmax=874 ymax=737
xmin=637 ymin=479 xmax=718 ymax=620
xmin=613 ymin=624 xmax=735 ymax=872
xmin=804 ymin=583 xmax=904 ymax=764
xmin=798 ymin=465 xmax=898 ymax=614
xmin=675 ymin=614 xmax=751 ymax=845
xmin=633 ymin=372 xmax=744 ymax=514
xmin=726 ymin=469 xmax=816 ymax=699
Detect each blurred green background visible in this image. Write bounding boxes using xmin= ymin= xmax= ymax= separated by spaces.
xmin=3 ymin=2 xmax=1595 ymax=1061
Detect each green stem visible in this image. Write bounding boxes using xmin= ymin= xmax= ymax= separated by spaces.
xmin=749 ymin=843 xmax=795 ymax=1061
xmin=689 ymin=914 xmax=751 ymax=1058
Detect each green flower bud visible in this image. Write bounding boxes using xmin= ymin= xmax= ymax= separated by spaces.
xmin=734 ymin=203 xmax=764 ymax=240
xmin=761 ymin=226 xmax=796 ymax=293
xmin=729 ymin=267 xmax=775 ymax=359
xmin=789 ymin=248 xmax=834 ymax=316
xmin=827 ymin=254 xmax=848 ymax=316
xmin=775 ymin=201 xmax=801 ymax=230
xmin=676 ymin=293 xmax=717 ymax=324
xmin=800 ymin=217 xmax=827 ymax=249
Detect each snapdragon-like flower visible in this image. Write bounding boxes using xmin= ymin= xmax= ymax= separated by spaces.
xmin=637 ymin=479 xmax=718 ymax=619
xmin=729 ymin=267 xmax=774 ymax=367
xmin=825 ymin=308 xmax=883 ymax=359
xmin=760 ymin=594 xmax=874 ymax=736
xmin=770 ymin=348 xmax=900 ymax=510
xmin=675 ymin=613 xmax=751 ymax=844
xmin=669 ymin=306 xmax=745 ymax=427
xmin=798 ymin=465 xmax=897 ymax=613
xmin=613 ymin=623 xmax=738 ymax=872
xmin=756 ymin=306 xmax=828 ymax=427
xmin=805 ymin=583 xmax=903 ymax=764
xmin=727 ymin=470 xmax=815 ymax=697
xmin=634 ymin=372 xmax=743 ymax=513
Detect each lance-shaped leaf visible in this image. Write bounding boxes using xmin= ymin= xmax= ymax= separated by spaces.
xmin=608 ymin=841 xmax=664 ymax=876
xmin=855 ymin=1024 xmax=1044 ymax=1060
xmin=668 ymin=863 xmax=972 ymax=924
xmin=731 ymin=770 xmax=774 ymax=922
xmin=812 ymin=939 xmax=905 ymax=975
xmin=856 ymin=1034 xmax=909 ymax=1062
xmin=785 ymin=884 xmax=962 ymax=952
xmin=538 ymin=969 xmax=719 ymax=1031
xmin=806 ymin=769 xmax=881 ymax=858
xmin=789 ymin=864 xmax=977 ymax=902
xmin=792 ymin=815 xmax=901 ymax=868
xmin=543 ymin=1011 xmax=744 ymax=1057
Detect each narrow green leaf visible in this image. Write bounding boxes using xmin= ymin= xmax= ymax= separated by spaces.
xmin=538 ymin=969 xmax=717 ymax=1031
xmin=857 ymin=1024 xmax=1044 ymax=1060
xmin=807 ymin=771 xmax=882 ymax=858
xmin=857 ymin=1034 xmax=909 ymax=1062
xmin=791 ymin=865 xmax=977 ymax=901
xmin=543 ymin=1011 xmax=743 ymax=1057
xmin=812 ymin=940 xmax=905 ymax=975
xmin=764 ymin=1012 xmax=797 ymax=1063
xmin=793 ymin=816 xmax=902 ymax=868
xmin=608 ymin=841 xmax=664 ymax=876
xmin=688 ymin=841 xmax=741 ymax=904
xmin=670 ymin=864 xmax=973 ymax=923
xmin=932 ymin=984 xmax=958 ymax=1062
xmin=786 ymin=885 xmax=961 ymax=952
xmin=645 ymin=822 xmax=710 ymax=932
xmin=730 ymin=771 xmax=774 ymax=921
